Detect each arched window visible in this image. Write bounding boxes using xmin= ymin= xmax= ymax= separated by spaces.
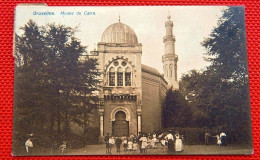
xmin=165 ymin=64 xmax=168 ymax=77
xmin=170 ymin=64 xmax=173 ymax=78
xmin=125 ymin=67 xmax=131 ymax=86
xmin=117 ymin=67 xmax=123 ymax=86
xmin=109 ymin=67 xmax=115 ymax=86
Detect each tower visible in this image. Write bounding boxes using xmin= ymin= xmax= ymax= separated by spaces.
xmin=162 ymin=15 xmax=179 ymax=90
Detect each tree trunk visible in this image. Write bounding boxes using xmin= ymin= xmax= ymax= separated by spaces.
xmin=83 ymin=111 xmax=87 ymax=146
xmin=57 ymin=105 xmax=61 ymax=134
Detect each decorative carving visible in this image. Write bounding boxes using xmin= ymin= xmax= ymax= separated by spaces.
xmin=110 ymin=107 xmax=130 ymax=121
xmin=104 ymin=94 xmax=137 ymax=101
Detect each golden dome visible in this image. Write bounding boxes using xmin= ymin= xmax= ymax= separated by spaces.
xmin=101 ymin=22 xmax=138 ymax=44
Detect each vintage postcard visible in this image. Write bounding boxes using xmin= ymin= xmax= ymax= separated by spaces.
xmin=12 ymin=5 xmax=253 ymax=155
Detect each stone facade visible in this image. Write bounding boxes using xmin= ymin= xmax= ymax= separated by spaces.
xmin=82 ymin=16 xmax=178 ymax=141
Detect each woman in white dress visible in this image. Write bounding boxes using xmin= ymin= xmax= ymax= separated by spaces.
xmin=139 ymin=134 xmax=148 ymax=154
xmin=175 ymin=133 xmax=183 ymax=152
xmin=216 ymin=135 xmax=221 ymax=146
xmin=127 ymin=139 xmax=133 ymax=152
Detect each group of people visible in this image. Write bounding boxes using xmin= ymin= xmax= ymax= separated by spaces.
xmin=104 ymin=130 xmax=184 ymax=154
xmin=25 ymin=137 xmax=67 ymax=155
xmin=205 ymin=131 xmax=227 ymax=146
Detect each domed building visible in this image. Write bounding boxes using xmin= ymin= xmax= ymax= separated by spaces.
xmin=89 ymin=16 xmax=178 ymax=141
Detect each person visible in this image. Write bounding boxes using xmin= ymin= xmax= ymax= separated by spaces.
xmin=220 ymin=132 xmax=227 ymax=146
xmin=115 ymin=136 xmax=122 ymax=154
xmin=181 ymin=135 xmax=184 ymax=151
xmin=160 ymin=137 xmax=166 ymax=152
xmin=175 ymin=133 xmax=183 ymax=152
xmin=104 ymin=133 xmax=111 ymax=154
xmin=139 ymin=134 xmax=148 ymax=154
xmin=165 ymin=131 xmax=174 ymax=154
xmin=127 ymin=138 xmax=133 ymax=153
xmin=147 ymin=135 xmax=152 ymax=149
xmin=132 ymin=137 xmax=138 ymax=153
xmin=158 ymin=132 xmax=163 ymax=140
xmin=216 ymin=135 xmax=221 ymax=146
xmin=25 ymin=138 xmax=33 ymax=155
xmin=59 ymin=141 xmax=67 ymax=155
xmin=150 ymin=136 xmax=157 ymax=149
xmin=152 ymin=132 xmax=157 ymax=139
xmin=137 ymin=132 xmax=142 ymax=153
xmin=122 ymin=136 xmax=128 ymax=152
xmin=205 ymin=132 xmax=210 ymax=145
xmin=109 ymin=135 xmax=115 ymax=154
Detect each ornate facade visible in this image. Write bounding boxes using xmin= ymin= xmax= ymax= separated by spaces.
xmin=89 ymin=16 xmax=178 ymax=141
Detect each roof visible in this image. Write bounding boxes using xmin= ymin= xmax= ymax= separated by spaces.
xmin=101 ymin=22 xmax=138 ymax=44
xmin=141 ymin=64 xmax=168 ymax=84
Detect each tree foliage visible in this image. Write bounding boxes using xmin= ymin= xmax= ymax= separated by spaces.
xmin=179 ymin=7 xmax=251 ymax=144
xmin=163 ymin=88 xmax=192 ymax=128
xmin=13 ymin=20 xmax=100 ymax=150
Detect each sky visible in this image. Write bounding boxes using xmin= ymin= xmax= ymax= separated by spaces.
xmin=15 ymin=5 xmax=227 ymax=80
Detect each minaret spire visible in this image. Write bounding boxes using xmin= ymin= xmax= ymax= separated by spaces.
xmin=162 ymin=14 xmax=179 ymax=90
xmin=167 ymin=9 xmax=171 ymax=20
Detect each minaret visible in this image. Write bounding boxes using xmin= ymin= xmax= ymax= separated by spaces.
xmin=162 ymin=15 xmax=179 ymax=90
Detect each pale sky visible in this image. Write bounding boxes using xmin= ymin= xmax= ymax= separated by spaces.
xmin=15 ymin=5 xmax=227 ymax=80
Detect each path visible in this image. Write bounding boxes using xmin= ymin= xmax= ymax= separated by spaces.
xmin=66 ymin=144 xmax=253 ymax=155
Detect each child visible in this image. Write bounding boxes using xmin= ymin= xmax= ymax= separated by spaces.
xmin=132 ymin=138 xmax=138 ymax=153
xmin=25 ymin=138 xmax=33 ymax=155
xmin=139 ymin=134 xmax=148 ymax=154
xmin=123 ymin=137 xmax=128 ymax=152
xmin=127 ymin=139 xmax=133 ymax=153
xmin=160 ymin=138 xmax=166 ymax=152
xmin=59 ymin=141 xmax=67 ymax=155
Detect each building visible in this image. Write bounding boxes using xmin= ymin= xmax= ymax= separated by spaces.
xmin=90 ymin=15 xmax=178 ymax=141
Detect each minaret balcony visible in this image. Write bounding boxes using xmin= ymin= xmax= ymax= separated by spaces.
xmin=163 ymin=35 xmax=175 ymax=42
xmin=162 ymin=54 xmax=175 ymax=62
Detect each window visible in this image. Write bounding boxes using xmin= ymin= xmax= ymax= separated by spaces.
xmin=170 ymin=64 xmax=173 ymax=78
xmin=117 ymin=67 xmax=123 ymax=86
xmin=109 ymin=67 xmax=115 ymax=86
xmin=125 ymin=67 xmax=131 ymax=86
xmin=107 ymin=60 xmax=132 ymax=87
xmin=165 ymin=64 xmax=168 ymax=77
xmin=121 ymin=61 xmax=127 ymax=66
xmin=125 ymin=73 xmax=131 ymax=86
xmin=114 ymin=61 xmax=119 ymax=66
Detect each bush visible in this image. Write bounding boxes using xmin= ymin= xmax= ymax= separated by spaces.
xmin=163 ymin=127 xmax=208 ymax=145
xmin=85 ymin=127 xmax=99 ymax=144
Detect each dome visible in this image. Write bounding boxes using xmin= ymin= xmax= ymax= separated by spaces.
xmin=101 ymin=22 xmax=138 ymax=44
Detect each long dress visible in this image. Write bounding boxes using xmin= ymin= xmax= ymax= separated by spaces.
xmin=133 ymin=142 xmax=138 ymax=151
xmin=175 ymin=138 xmax=182 ymax=151
xmin=139 ymin=137 xmax=148 ymax=149
xmin=127 ymin=141 xmax=133 ymax=150
xmin=217 ymin=135 xmax=221 ymax=145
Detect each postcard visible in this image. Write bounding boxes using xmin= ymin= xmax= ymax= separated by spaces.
xmin=12 ymin=5 xmax=253 ymax=155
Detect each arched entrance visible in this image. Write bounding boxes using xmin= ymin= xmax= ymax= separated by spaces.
xmin=112 ymin=111 xmax=129 ymax=136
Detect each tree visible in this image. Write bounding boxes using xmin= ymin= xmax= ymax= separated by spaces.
xmin=179 ymin=69 xmax=220 ymax=128
xmin=179 ymin=7 xmax=251 ymax=144
xmin=13 ymin=20 xmax=100 ymax=151
xmin=163 ymin=88 xmax=192 ymax=128
xmin=202 ymin=7 xmax=251 ymax=138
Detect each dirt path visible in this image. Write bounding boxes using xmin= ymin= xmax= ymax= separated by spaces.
xmin=66 ymin=144 xmax=253 ymax=155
